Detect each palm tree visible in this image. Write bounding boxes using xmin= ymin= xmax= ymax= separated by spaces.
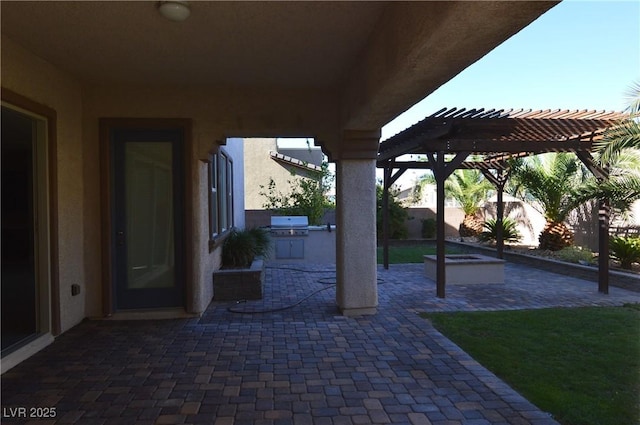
xmin=415 ymin=168 xmax=492 ymax=237
xmin=509 ymin=153 xmax=587 ymax=251
xmin=445 ymin=169 xmax=493 ymax=237
xmin=576 ymin=81 xmax=640 ymax=221
xmin=575 ymin=149 xmax=640 ymax=221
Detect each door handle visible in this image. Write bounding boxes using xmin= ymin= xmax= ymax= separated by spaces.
xmin=116 ymin=231 xmax=125 ymax=247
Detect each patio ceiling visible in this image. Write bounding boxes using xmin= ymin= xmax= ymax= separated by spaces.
xmin=378 ymin=107 xmax=628 ymax=168
xmin=1 ymin=1 xmax=385 ymax=88
xmin=0 ymin=1 xmax=558 ymax=130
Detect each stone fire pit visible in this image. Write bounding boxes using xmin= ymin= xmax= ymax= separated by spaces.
xmin=424 ymin=254 xmax=505 ymax=284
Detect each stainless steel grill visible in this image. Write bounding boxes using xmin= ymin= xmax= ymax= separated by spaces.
xmin=270 ymin=216 xmax=309 ymax=237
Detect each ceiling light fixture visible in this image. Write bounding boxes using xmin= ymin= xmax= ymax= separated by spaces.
xmin=158 ymin=1 xmax=191 ymax=22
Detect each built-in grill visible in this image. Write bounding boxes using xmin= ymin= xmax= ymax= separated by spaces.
xmin=270 ymin=216 xmax=309 ymax=260
xmin=270 ymin=216 xmax=309 ymax=237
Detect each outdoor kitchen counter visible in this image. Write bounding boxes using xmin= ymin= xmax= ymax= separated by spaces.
xmin=269 ymin=224 xmax=336 ymax=265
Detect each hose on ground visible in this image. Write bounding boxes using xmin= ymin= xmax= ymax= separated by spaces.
xmin=226 ymin=265 xmax=383 ymax=314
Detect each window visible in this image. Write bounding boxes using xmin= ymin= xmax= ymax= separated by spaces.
xmin=208 ymin=153 xmax=218 ymax=240
xmin=208 ymin=149 xmax=234 ymax=244
xmin=225 ymin=158 xmax=234 ymax=230
xmin=219 ymin=152 xmax=229 ymax=233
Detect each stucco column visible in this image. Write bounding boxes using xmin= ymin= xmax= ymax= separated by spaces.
xmin=332 ymin=130 xmax=380 ymax=316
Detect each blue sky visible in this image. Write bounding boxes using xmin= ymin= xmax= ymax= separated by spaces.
xmin=381 ymin=0 xmax=640 ymax=140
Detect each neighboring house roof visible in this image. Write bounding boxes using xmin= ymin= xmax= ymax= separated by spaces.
xmin=277 ymin=147 xmax=324 ymax=167
xmin=270 ymin=151 xmax=323 ymax=173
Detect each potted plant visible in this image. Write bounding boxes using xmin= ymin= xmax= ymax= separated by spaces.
xmin=213 ymin=227 xmax=271 ymax=301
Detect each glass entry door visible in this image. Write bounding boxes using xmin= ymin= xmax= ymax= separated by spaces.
xmin=112 ymin=129 xmax=184 ymax=310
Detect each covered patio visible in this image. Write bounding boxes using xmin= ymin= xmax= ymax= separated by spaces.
xmin=378 ymin=107 xmax=627 ymax=298
xmin=2 ymin=262 xmax=638 ymax=424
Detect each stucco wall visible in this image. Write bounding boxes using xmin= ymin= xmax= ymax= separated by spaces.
xmin=192 ymin=139 xmax=245 ymax=313
xmin=1 ymin=36 xmax=86 ymax=332
xmin=80 ymin=88 xmax=221 ymax=315
xmin=224 ymin=138 xmax=246 ymax=230
xmin=81 ymin=85 xmax=338 ymax=315
xmin=244 ymin=138 xmax=324 ymax=210
xmin=404 ymin=204 xmax=546 ymax=245
xmin=3 ymin=35 xmax=343 ymax=320
xmin=193 ymin=162 xmax=217 ymax=313
xmin=244 ymin=138 xmax=277 ymax=210
xmin=405 ymin=207 xmax=466 ymax=239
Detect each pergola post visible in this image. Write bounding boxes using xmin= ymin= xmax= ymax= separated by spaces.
xmin=434 ymin=153 xmax=446 ymax=298
xmin=576 ymin=151 xmax=610 ymax=294
xmin=598 ymin=198 xmax=610 ymax=294
xmin=427 ymin=151 xmax=469 ymax=298
xmin=480 ymin=167 xmax=509 ymax=259
xmin=496 ymin=186 xmax=504 ymax=258
xmin=382 ymin=164 xmax=407 ymax=270
xmin=382 ymin=166 xmax=391 ymax=270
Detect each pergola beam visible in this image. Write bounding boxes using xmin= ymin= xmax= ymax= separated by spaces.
xmin=377 ymin=122 xmax=454 ymax=162
xmin=407 ymin=139 xmax=594 ymax=154
xmin=378 ymin=160 xmax=510 ymax=171
xmin=377 ymin=108 xmax=626 ymax=299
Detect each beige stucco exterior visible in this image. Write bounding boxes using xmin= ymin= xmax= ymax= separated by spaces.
xmin=1 ymin=0 xmax=558 ymax=368
xmin=243 ymin=138 xmax=324 ymax=211
xmin=2 ymin=37 xmax=86 ymax=332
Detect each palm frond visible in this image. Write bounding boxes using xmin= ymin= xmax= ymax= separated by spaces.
xmin=594 ymin=80 xmax=640 ymax=164
xmin=444 ymin=169 xmax=492 ymax=215
xmin=508 ymin=153 xmax=584 ymax=222
xmin=624 ymin=81 xmax=640 ymax=115
xmin=574 ymin=175 xmax=640 ymax=213
xmin=595 ymin=120 xmax=640 ymax=164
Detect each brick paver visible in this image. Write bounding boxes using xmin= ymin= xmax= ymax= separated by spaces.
xmin=2 ymin=262 xmax=638 ymax=424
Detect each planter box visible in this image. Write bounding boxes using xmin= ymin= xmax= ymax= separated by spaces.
xmin=213 ymin=259 xmax=264 ymax=301
xmin=424 ymin=254 xmax=505 ymax=284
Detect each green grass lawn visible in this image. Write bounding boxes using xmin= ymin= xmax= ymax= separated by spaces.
xmin=376 ymin=245 xmax=459 ymax=264
xmin=423 ymin=305 xmax=640 ymax=425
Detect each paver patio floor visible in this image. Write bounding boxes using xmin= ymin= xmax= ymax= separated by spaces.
xmin=2 ymin=262 xmax=638 ymax=424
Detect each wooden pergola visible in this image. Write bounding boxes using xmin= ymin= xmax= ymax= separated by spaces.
xmin=377 ymin=107 xmax=627 ymax=298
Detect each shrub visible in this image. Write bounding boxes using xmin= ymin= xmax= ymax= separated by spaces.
xmin=376 ymin=185 xmax=408 ymax=240
xmin=248 ymin=227 xmax=271 ymax=257
xmin=222 ymin=228 xmax=271 ymax=268
xmin=259 ymin=162 xmax=334 ymax=225
xmin=421 ymin=218 xmax=436 ymax=239
xmin=477 ymin=218 xmax=522 ymax=244
xmin=557 ymin=246 xmax=595 ymax=265
xmin=609 ymin=236 xmax=640 ymax=269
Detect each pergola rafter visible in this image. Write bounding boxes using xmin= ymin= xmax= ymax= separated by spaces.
xmin=378 ymin=107 xmax=628 ymax=298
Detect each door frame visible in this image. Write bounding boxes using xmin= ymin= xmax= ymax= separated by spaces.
xmin=1 ymin=88 xmax=60 ymax=336
xmin=100 ymin=118 xmax=193 ymax=315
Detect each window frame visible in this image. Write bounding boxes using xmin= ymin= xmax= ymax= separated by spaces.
xmin=208 ymin=148 xmax=234 ymax=249
xmin=208 ymin=152 xmax=219 ymax=241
